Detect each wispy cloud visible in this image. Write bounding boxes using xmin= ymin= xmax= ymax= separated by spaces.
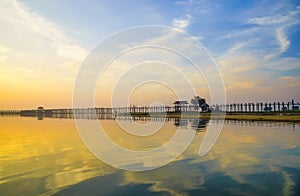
xmin=248 ymin=15 xmax=290 ymax=26
xmin=210 ymin=2 xmax=300 ymax=102
xmin=0 ymin=0 xmax=299 ymax=108
xmin=276 ymin=27 xmax=290 ymax=54
xmin=175 ymin=0 xmax=214 ymax=15
xmin=247 ymin=5 xmax=300 ymax=59
xmin=219 ymin=28 xmax=259 ymax=40
xmin=172 ymin=15 xmax=192 ymax=31
xmin=13 ymin=1 xmax=87 ymax=61
xmin=0 ymin=0 xmax=88 ymax=108
xmin=0 ymin=0 xmax=87 ymax=75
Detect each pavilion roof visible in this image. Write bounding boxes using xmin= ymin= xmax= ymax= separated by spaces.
xmin=173 ymin=101 xmax=188 ymax=105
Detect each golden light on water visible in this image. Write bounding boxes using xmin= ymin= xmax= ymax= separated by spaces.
xmin=0 ymin=117 xmax=113 ymax=194
xmin=0 ymin=116 xmax=299 ymax=195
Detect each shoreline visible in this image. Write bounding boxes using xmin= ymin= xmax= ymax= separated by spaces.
xmin=129 ymin=112 xmax=300 ymax=122
xmin=1 ymin=112 xmax=300 ymax=123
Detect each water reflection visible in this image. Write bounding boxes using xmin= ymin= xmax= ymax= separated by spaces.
xmin=189 ymin=119 xmax=209 ymax=131
xmin=34 ymin=112 xmax=297 ymax=131
xmin=0 ymin=116 xmax=299 ymax=195
xmin=35 ymin=112 xmax=210 ymax=132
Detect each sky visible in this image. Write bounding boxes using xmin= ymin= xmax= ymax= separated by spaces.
xmin=0 ymin=0 xmax=299 ymax=109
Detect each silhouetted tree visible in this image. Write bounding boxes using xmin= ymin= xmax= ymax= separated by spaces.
xmin=191 ymin=96 xmax=200 ymax=111
xmin=191 ymin=96 xmax=209 ymax=112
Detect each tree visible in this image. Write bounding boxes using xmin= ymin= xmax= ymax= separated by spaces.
xmin=191 ymin=96 xmax=209 ymax=112
xmin=191 ymin=96 xmax=200 ymax=111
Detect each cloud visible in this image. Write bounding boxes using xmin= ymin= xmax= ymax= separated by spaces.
xmin=93 ymin=27 xmax=217 ymax=106
xmin=208 ymin=2 xmax=300 ymax=102
xmin=275 ymin=27 xmax=290 ymax=56
xmin=264 ymin=23 xmax=296 ymax=60
xmin=247 ymin=4 xmax=300 ymax=59
xmin=0 ymin=0 xmax=89 ymax=108
xmin=174 ymin=0 xmax=195 ymax=6
xmin=175 ymin=0 xmax=214 ymax=15
xmin=265 ymin=57 xmax=300 ymax=71
xmin=219 ymin=27 xmax=259 ymax=40
xmin=248 ymin=5 xmax=300 ymax=26
xmin=13 ymin=1 xmax=87 ymax=60
xmin=0 ymin=0 xmax=88 ymax=76
xmin=214 ymin=25 xmax=299 ymax=102
xmin=1 ymin=0 xmax=299 ymax=108
xmin=172 ymin=15 xmax=192 ymax=30
xmin=216 ymin=50 xmax=300 ymax=102
xmin=248 ymin=15 xmax=290 ymax=26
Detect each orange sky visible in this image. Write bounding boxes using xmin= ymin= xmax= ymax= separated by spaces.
xmin=0 ymin=1 xmax=299 ymax=110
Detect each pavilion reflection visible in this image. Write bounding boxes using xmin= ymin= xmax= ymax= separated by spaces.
xmin=189 ymin=118 xmax=209 ymax=131
xmin=35 ymin=112 xmax=210 ymax=132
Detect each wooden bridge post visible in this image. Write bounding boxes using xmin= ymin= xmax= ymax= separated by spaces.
xmin=292 ymin=99 xmax=295 ymax=111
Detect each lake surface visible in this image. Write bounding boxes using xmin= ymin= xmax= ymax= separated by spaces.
xmin=0 ymin=116 xmax=300 ymax=195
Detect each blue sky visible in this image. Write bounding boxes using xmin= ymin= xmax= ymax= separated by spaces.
xmin=21 ymin=0 xmax=300 ymax=57
xmin=0 ymin=0 xmax=299 ymax=109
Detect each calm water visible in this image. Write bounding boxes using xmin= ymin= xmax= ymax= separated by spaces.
xmin=0 ymin=116 xmax=300 ymax=196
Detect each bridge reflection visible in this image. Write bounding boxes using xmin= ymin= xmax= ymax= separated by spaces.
xmin=32 ymin=113 xmax=297 ymax=131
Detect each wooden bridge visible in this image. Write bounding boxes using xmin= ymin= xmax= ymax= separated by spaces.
xmin=1 ymin=100 xmax=299 ymax=120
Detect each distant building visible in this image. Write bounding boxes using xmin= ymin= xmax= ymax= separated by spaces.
xmin=37 ymin=106 xmax=44 ymax=120
xmin=37 ymin=106 xmax=44 ymax=114
xmin=173 ymin=101 xmax=188 ymax=112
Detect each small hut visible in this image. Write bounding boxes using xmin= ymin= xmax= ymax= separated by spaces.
xmin=37 ymin=106 xmax=44 ymax=114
